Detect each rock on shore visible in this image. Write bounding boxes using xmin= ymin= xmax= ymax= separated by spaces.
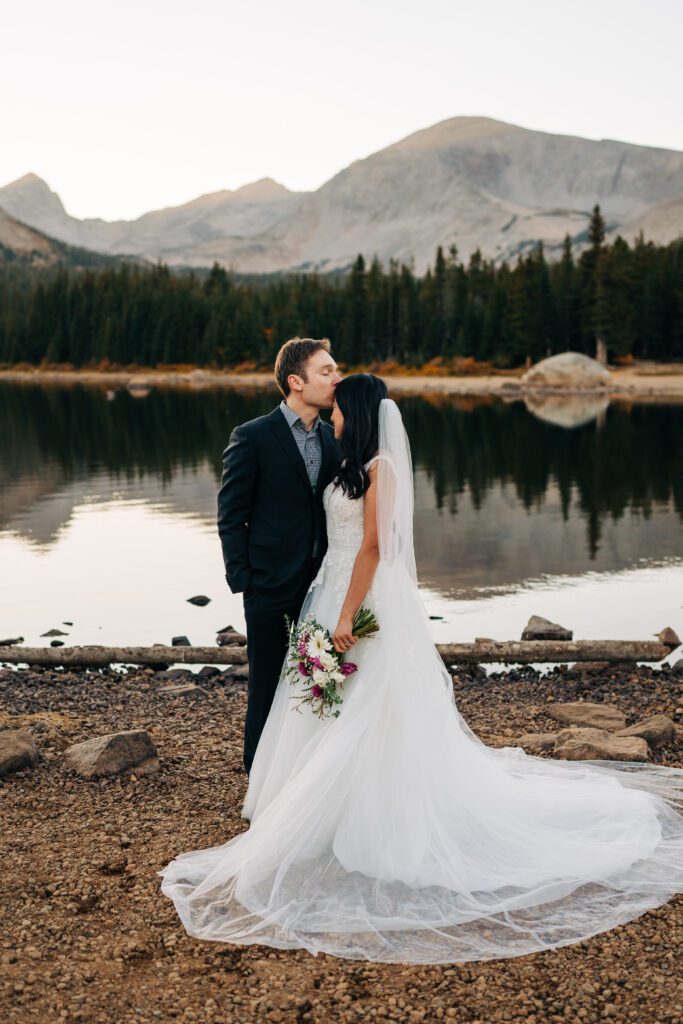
xmin=521 ymin=352 xmax=612 ymax=391
xmin=554 ymin=727 xmax=649 ymax=762
xmin=64 ymin=729 xmax=159 ymax=778
xmin=0 ymin=729 xmax=40 ymax=776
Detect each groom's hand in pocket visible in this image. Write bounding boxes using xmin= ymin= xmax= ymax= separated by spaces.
xmin=332 ymin=616 xmax=357 ymax=654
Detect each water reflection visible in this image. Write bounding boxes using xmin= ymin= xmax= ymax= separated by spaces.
xmin=1 ymin=382 xmax=682 ymax=585
xmin=523 ymin=393 xmax=610 ymax=429
xmin=397 ymin=394 xmax=683 ymax=559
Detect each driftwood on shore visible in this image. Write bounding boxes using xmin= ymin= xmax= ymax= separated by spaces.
xmin=0 ymin=644 xmax=249 ymax=667
xmin=436 ymin=639 xmax=675 ymax=664
xmin=0 ymin=638 xmax=675 ymax=668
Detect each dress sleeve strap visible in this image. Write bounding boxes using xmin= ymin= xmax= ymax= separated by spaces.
xmin=365 ymin=450 xmax=393 ymax=471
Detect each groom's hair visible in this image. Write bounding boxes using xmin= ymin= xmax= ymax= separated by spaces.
xmin=274 ymin=337 xmax=331 ymax=396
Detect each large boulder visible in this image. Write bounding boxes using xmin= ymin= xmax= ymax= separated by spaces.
xmin=521 ymin=352 xmax=611 ymax=392
xmin=554 ymin=727 xmax=649 ymax=762
xmin=617 ymin=715 xmax=677 ymax=748
xmin=64 ymin=729 xmax=159 ymax=778
xmin=0 ymin=730 xmax=40 ymax=776
xmin=547 ymin=702 xmax=626 ymax=731
xmin=522 ymin=615 xmax=573 ymax=641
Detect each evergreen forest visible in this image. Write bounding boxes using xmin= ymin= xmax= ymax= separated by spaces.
xmin=1 ymin=207 xmax=681 ymax=369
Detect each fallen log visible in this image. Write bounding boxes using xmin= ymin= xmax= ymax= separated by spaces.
xmin=0 ymin=645 xmax=249 ymax=667
xmin=438 ymin=639 xmax=675 ymax=664
xmin=0 ymin=637 xmax=675 ymax=668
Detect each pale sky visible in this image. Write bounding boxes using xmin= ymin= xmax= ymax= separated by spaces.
xmin=4 ymin=0 xmax=682 ymax=221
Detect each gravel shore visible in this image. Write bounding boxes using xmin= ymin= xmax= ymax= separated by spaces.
xmin=2 ymin=662 xmax=681 ymax=1024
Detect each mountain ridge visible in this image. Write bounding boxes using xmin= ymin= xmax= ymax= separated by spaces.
xmin=0 ymin=205 xmax=139 ymax=269
xmin=2 ymin=116 xmax=683 ymax=273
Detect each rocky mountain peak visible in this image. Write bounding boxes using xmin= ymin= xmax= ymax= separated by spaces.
xmin=387 ymin=115 xmax=522 ymax=154
xmin=233 ymin=177 xmax=292 ymax=200
xmin=0 ymin=172 xmax=68 ymax=228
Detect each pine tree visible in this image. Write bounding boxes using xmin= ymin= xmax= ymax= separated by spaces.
xmin=554 ymin=234 xmax=578 ymax=351
xmin=343 ymin=255 xmax=367 ymax=364
xmin=588 ymin=204 xmax=606 ymax=250
xmin=579 ymin=204 xmax=609 ymax=359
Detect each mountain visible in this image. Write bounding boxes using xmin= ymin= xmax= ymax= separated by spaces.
xmin=3 ymin=117 xmax=683 ymax=273
xmin=615 ymin=194 xmax=683 ymax=247
xmin=0 ymin=204 xmax=127 ymax=268
xmin=0 ymin=173 xmax=298 ymax=263
xmin=0 ymin=205 xmax=59 ymax=264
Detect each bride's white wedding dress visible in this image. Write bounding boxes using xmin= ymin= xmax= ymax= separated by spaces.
xmin=159 ymin=400 xmax=683 ymax=963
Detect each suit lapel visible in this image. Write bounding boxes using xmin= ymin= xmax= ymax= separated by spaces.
xmin=268 ymin=407 xmax=312 ymax=491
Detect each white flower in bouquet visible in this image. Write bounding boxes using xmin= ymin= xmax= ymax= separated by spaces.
xmin=311 ymin=668 xmax=328 ymax=687
xmin=307 ymin=629 xmax=332 ymax=658
xmin=319 ymin=651 xmax=337 ymax=672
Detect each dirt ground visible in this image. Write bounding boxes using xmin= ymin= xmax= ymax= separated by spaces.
xmin=1 ymin=662 xmax=682 ymax=1024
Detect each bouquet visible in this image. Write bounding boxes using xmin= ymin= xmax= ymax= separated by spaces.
xmin=284 ymin=606 xmax=380 ymax=719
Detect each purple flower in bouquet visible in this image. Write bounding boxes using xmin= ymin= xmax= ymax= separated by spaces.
xmin=298 ymin=661 xmax=311 ymax=677
xmin=339 ymin=662 xmax=357 ymax=676
xmin=310 ymin=684 xmax=324 ymax=699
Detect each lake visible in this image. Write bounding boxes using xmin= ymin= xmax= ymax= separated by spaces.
xmin=1 ymin=381 xmax=682 ymax=662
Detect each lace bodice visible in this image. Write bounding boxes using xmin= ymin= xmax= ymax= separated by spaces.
xmin=324 ymin=480 xmax=366 ymax=553
xmin=310 ymin=459 xmax=379 ymax=602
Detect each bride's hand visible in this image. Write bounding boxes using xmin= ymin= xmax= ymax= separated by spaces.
xmin=332 ymin=616 xmax=357 ymax=654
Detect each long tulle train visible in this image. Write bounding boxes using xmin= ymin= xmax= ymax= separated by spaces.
xmin=159 ymin=560 xmax=683 ymax=963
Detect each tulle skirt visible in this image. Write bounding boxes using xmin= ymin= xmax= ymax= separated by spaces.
xmin=158 ymin=558 xmax=683 ymax=963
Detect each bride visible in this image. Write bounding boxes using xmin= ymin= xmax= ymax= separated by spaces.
xmin=159 ymin=374 xmax=683 ymax=963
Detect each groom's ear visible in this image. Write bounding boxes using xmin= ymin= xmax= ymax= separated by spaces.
xmin=287 ymin=372 xmax=305 ymax=393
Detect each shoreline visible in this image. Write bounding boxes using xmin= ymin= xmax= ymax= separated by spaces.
xmin=2 ymin=364 xmax=683 ymax=399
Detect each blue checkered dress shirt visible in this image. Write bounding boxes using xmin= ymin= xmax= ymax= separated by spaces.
xmin=280 ymin=400 xmax=324 ymax=558
xmin=279 ymin=400 xmax=323 ymax=489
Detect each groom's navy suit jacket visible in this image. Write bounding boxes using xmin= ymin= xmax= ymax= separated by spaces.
xmin=217 ymin=406 xmax=340 ymax=603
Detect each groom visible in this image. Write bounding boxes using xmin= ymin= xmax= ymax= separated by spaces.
xmin=217 ymin=338 xmax=342 ymax=775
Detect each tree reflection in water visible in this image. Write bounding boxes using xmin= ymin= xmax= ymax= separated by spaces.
xmin=1 ymin=383 xmax=682 ymax=566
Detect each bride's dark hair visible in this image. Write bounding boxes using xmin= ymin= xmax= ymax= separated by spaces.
xmin=332 ymin=373 xmax=389 ymax=499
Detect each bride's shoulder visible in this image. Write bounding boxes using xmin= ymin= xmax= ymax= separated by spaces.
xmin=364 ymin=448 xmax=396 ymax=471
